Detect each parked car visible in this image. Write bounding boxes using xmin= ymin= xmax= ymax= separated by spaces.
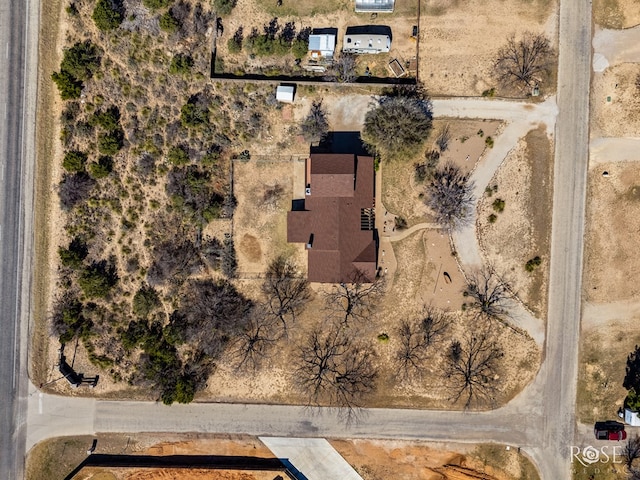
xmin=594 ymin=421 xmax=627 ymax=440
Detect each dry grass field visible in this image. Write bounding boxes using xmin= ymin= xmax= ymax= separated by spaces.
xmin=591 ymin=63 xmax=640 ymax=138
xmin=594 ymin=0 xmax=640 ymax=28
xmin=477 ymin=126 xmax=554 ymax=317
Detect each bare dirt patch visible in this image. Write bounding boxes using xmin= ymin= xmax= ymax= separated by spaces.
xmin=332 ymin=439 xmax=539 ymax=480
xmin=576 ymin=320 xmax=640 ymax=423
xmin=419 ymin=0 xmax=557 ymax=96
xmin=591 ymin=63 xmax=640 ymax=138
xmin=583 ymin=162 xmax=640 ymax=302
xmin=594 ymin=0 xmax=640 ymax=28
xmin=477 ymin=126 xmax=554 ymax=317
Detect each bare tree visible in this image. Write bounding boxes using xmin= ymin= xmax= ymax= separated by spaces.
xmin=324 ymin=271 xmax=384 ymax=325
xmin=395 ymin=306 xmax=449 ymax=379
xmin=295 ymin=324 xmax=377 ymax=412
xmin=425 ymin=162 xmax=474 ymax=231
xmin=300 ymin=99 xmax=329 ymax=144
xmin=58 ymin=173 xmax=96 ymax=211
xmin=624 ymin=436 xmax=640 ymax=472
xmin=435 ymin=124 xmax=451 ymax=152
xmin=262 ymin=256 xmax=311 ymax=331
xmin=331 ymin=54 xmax=357 ymax=83
xmin=445 ymin=321 xmax=504 ymax=408
xmin=232 ymin=306 xmax=280 ymax=371
xmin=463 ymin=268 xmax=514 ymax=322
xmin=494 ymin=32 xmax=554 ymax=92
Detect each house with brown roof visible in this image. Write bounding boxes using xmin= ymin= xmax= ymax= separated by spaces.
xmin=287 ymin=153 xmax=377 ymax=283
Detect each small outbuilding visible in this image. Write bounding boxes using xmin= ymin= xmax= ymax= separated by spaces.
xmin=276 ymin=84 xmax=295 ymax=103
xmin=308 ymin=33 xmax=336 ymax=59
xmin=355 ymin=0 xmax=395 ymax=12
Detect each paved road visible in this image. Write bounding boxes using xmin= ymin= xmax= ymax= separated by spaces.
xmin=0 ymin=0 xmax=38 ymax=477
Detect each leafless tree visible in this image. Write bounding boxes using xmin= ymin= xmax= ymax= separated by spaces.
xmin=232 ymin=306 xmax=280 ymax=371
xmin=262 ymin=256 xmax=311 ymax=331
xmin=444 ymin=321 xmax=504 ymax=408
xmin=331 ymin=54 xmax=357 ymax=83
xmin=624 ymin=436 xmax=640 ymax=472
xmin=295 ymin=324 xmax=377 ymax=412
xmin=300 ymin=99 xmax=329 ymax=144
xmin=435 ymin=124 xmax=451 ymax=152
xmin=494 ymin=32 xmax=554 ymax=92
xmin=395 ymin=306 xmax=450 ymax=379
xmin=147 ymin=239 xmax=202 ymax=286
xmin=324 ymin=271 xmax=384 ymax=325
xmin=463 ymin=268 xmax=514 ymax=322
xmin=425 ymin=162 xmax=475 ymax=231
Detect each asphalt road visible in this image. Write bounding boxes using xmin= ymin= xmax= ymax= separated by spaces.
xmin=0 ymin=0 xmax=38 ymax=478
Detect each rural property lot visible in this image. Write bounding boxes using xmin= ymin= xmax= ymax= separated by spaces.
xmin=419 ymin=0 xmax=557 ymax=96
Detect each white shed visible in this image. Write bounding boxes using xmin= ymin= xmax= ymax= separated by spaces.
xmin=276 ymin=85 xmax=295 ymax=103
xmin=308 ymin=34 xmax=336 ymax=58
xmin=624 ymin=408 xmax=640 ymax=426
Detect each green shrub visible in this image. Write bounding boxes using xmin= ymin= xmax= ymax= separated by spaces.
xmin=60 ymin=41 xmax=102 ymax=81
xmin=169 ymin=54 xmax=193 ymax=75
xmin=492 ymin=198 xmax=505 ymax=213
xmin=377 ymin=333 xmax=389 ymax=342
xmin=214 ymin=0 xmax=236 ymax=15
xmin=62 ymin=150 xmax=88 ymax=172
xmin=488 ymin=213 xmax=497 ymax=223
xmin=79 ymin=260 xmax=118 ymax=298
xmin=51 ymin=70 xmax=82 ymax=100
xmin=89 ymin=156 xmax=113 ymax=178
xmin=482 ymin=87 xmax=496 ymax=97
xmin=485 ymin=136 xmax=494 ymax=148
xmin=98 ymin=129 xmax=124 ymax=155
xmin=58 ymin=236 xmax=88 ymax=269
xmin=180 ymin=102 xmax=208 ymax=128
xmin=525 ymin=256 xmax=542 ymax=272
xmin=227 ymin=36 xmax=242 ymax=54
xmin=291 ymin=38 xmax=308 ymax=59
xmin=91 ymin=106 xmax=120 ymax=131
xmin=167 ymin=146 xmax=189 ymax=165
xmin=159 ymin=11 xmax=180 ymax=33
xmin=92 ymin=0 xmax=124 ymax=31
xmin=143 ymin=0 xmax=171 ymax=9
xmin=132 ymin=284 xmax=161 ymax=318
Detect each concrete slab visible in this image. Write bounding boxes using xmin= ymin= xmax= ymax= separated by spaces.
xmin=260 ymin=437 xmax=363 ymax=480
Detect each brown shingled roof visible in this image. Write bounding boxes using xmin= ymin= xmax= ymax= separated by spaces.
xmin=287 ymin=154 xmax=377 ymax=283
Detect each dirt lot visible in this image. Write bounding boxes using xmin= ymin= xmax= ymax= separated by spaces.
xmin=591 ymin=63 xmax=640 ymax=138
xmin=594 ymin=0 xmax=640 ymax=28
xmin=419 ymin=0 xmax=557 ymax=96
xmin=217 ymin=0 xmax=419 ymax=78
xmin=477 ymin=126 xmax=554 ymax=317
xmin=583 ymin=163 xmax=640 ymax=303
xmin=576 ymin=320 xmax=640 ymax=424
xmin=26 ymin=434 xmax=539 ymax=480
xmin=382 ymin=119 xmax=501 ymax=228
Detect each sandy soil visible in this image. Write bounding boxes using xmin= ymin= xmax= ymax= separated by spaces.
xmin=419 ymin=0 xmax=558 ymax=96
xmin=477 ymin=127 xmax=554 ymax=317
xmin=577 ymin=319 xmax=640 ymax=423
xmin=583 ymin=162 xmax=640 ymax=303
xmin=594 ymin=0 xmax=640 ymax=28
xmin=591 ymin=63 xmax=640 ymax=138
xmin=27 ymin=434 xmax=538 ymax=480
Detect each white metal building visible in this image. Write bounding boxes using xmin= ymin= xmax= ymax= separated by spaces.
xmin=354 ymin=0 xmax=395 ymax=12
xmin=308 ymin=34 xmax=336 ymax=58
xmin=276 ymin=85 xmax=295 ymax=103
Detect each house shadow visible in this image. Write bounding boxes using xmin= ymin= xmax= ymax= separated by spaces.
xmin=64 ymin=454 xmax=308 ymax=480
xmin=311 ymin=131 xmax=369 ymax=156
